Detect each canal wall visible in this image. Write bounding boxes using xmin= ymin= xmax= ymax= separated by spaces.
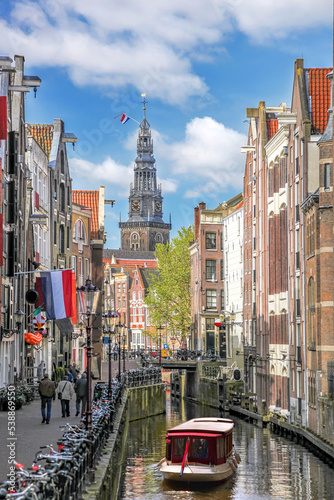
xmin=83 ymin=383 xmax=165 ymax=500
xmin=128 ymin=384 xmax=166 ymax=421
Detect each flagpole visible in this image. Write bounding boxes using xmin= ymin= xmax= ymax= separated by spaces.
xmin=114 ymin=113 xmax=141 ymax=125
xmin=14 ymin=268 xmax=73 ymax=275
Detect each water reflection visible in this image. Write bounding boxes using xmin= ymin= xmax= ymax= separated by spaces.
xmin=119 ymin=394 xmax=334 ymax=499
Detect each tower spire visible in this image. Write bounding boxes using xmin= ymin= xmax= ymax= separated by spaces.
xmin=141 ymin=93 xmax=147 ymax=119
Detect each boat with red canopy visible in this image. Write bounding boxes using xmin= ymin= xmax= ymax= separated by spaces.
xmin=159 ymin=417 xmax=240 ymax=483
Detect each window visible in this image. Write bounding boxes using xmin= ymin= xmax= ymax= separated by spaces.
xmin=206 ymin=289 xmax=217 ymax=309
xmin=138 ymin=291 xmax=142 ymax=300
xmin=206 ymin=232 xmax=216 ymax=249
xmin=73 ymin=219 xmax=87 ymax=247
xmin=59 ymin=225 xmax=65 ymax=253
xmin=308 ymin=277 xmax=316 ymax=348
xmin=85 ymin=259 xmax=89 ymax=279
xmin=60 ymin=150 xmax=65 ymax=174
xmin=220 ymin=259 xmax=224 ymax=281
xmin=67 ymin=226 xmax=70 ymax=249
xmin=78 ymin=257 xmax=83 ymax=287
xmin=192 ymin=438 xmax=208 ymax=459
xmin=132 ymin=291 xmax=136 ymax=300
xmin=324 ymin=163 xmax=330 ymax=190
xmin=206 ymin=317 xmax=215 ymax=331
xmin=59 ymin=184 xmax=65 ymax=211
xmin=174 ymin=438 xmax=187 ymax=458
xmin=54 ymin=221 xmax=57 ymax=245
xmin=206 ymin=259 xmax=217 ymax=281
xmin=72 ymin=255 xmax=77 ymax=275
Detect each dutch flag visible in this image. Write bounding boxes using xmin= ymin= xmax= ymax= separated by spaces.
xmin=120 ymin=113 xmax=130 ymax=124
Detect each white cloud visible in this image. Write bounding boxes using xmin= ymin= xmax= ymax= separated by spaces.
xmin=0 ymin=0 xmax=331 ymax=104
xmin=228 ymin=0 xmax=331 ymax=42
xmin=158 ymin=178 xmax=178 ymax=193
xmin=157 ymin=116 xmax=247 ymax=196
xmin=69 ymin=154 xmax=178 ymax=197
xmin=69 ymin=156 xmax=133 ymax=197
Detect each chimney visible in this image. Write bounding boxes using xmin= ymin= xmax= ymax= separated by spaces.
xmin=194 ymin=202 xmax=205 ymax=241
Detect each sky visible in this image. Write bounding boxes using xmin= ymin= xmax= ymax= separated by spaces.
xmin=0 ymin=0 xmax=333 ymax=248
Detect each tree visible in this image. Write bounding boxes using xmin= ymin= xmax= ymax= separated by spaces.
xmin=145 ymin=226 xmax=194 ymax=345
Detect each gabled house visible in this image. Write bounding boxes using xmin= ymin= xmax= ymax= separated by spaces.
xmin=0 ymin=55 xmax=41 ymax=387
xmin=27 ymin=119 xmax=77 ymax=371
xmin=72 ymin=187 xmax=105 ymax=377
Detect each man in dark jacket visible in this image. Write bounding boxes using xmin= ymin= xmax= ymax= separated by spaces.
xmin=38 ymin=373 xmax=56 ymax=424
xmin=69 ymin=363 xmax=79 ymax=383
xmin=75 ymin=373 xmax=87 ymax=417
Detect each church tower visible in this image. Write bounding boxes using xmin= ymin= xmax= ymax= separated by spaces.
xmin=119 ymin=96 xmax=171 ymax=251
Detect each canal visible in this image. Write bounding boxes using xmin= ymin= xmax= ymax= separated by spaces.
xmin=119 ymin=393 xmax=334 ymax=499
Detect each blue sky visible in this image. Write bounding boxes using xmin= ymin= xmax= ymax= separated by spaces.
xmin=0 ymin=0 xmax=332 ymax=248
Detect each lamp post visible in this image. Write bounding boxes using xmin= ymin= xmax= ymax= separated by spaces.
xmin=122 ymin=326 xmax=127 ymax=373
xmin=77 ymin=278 xmax=100 ymax=483
xmin=157 ymin=325 xmax=163 ymax=366
xmin=116 ymin=320 xmax=123 ymax=379
xmin=103 ymin=310 xmax=114 ymax=400
xmin=1 ymin=309 xmax=25 ymax=339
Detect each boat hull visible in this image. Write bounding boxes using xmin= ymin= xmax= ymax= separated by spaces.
xmin=160 ymin=459 xmax=237 ymax=483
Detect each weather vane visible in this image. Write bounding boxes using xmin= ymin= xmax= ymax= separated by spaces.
xmin=141 ymin=93 xmax=147 ymax=117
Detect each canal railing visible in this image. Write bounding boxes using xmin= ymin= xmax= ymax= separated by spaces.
xmin=0 ymin=367 xmax=163 ymax=499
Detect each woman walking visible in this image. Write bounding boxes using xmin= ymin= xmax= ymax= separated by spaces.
xmin=56 ymin=374 xmax=74 ymax=417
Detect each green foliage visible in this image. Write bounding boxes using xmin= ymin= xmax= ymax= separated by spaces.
xmin=53 ymin=366 xmax=65 ymax=383
xmin=145 ymin=226 xmax=194 ymax=343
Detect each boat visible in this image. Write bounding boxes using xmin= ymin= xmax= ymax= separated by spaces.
xmin=159 ymin=417 xmax=241 ymax=483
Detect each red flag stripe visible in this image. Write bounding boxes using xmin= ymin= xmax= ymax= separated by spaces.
xmin=0 ymin=96 xmax=7 ymax=140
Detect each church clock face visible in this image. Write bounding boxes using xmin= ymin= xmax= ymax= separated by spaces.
xmin=132 ymin=200 xmax=140 ymax=211
xmin=155 ymin=200 xmax=162 ymax=212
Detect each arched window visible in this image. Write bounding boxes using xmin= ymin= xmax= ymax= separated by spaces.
xmin=59 ymin=184 xmax=65 ymax=212
xmin=130 ymin=232 xmax=140 ymax=250
xmin=60 ymin=150 xmax=65 ymax=174
xmin=73 ymin=219 xmax=87 ymax=252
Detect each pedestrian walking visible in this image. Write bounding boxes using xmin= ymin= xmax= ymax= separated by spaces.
xmin=56 ymin=375 xmax=74 ymax=417
xmin=37 ymin=360 xmax=45 ymax=381
xmin=38 ymin=373 xmax=56 ymax=424
xmin=66 ymin=370 xmax=74 ymax=383
xmin=75 ymin=373 xmax=87 ymax=417
xmin=69 ymin=362 xmax=79 ymax=383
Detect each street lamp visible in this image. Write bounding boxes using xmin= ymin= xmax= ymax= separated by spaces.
xmin=115 ymin=320 xmax=123 ymax=379
xmin=157 ymin=325 xmax=163 ymax=366
xmin=122 ymin=326 xmax=127 ymax=373
xmin=77 ymin=277 xmax=100 ymax=483
xmin=1 ymin=309 xmax=25 ymax=338
xmin=103 ymin=310 xmax=114 ymax=400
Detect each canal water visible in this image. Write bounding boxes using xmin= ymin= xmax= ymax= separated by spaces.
xmin=119 ymin=393 xmax=334 ymax=499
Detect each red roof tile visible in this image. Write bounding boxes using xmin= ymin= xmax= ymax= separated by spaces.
xmin=307 ymin=68 xmax=332 ymax=134
xmin=267 ymin=119 xmax=278 ymax=141
xmin=26 ymin=124 xmax=53 ymax=159
xmin=72 ymin=191 xmax=99 ymax=239
xmin=103 ymin=258 xmax=157 ymax=269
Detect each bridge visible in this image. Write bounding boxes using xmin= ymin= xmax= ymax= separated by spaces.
xmin=149 ymin=359 xmax=198 ymax=371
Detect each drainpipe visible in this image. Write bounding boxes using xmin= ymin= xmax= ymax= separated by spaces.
xmin=301 ymin=136 xmax=308 ymax=428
